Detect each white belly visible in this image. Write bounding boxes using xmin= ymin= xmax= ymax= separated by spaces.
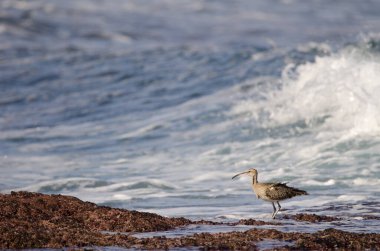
xmin=258 ymin=194 xmax=278 ymax=202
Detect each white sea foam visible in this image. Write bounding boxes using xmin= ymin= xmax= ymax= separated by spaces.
xmin=302 ymin=179 xmax=336 ymax=186
xmin=90 ymin=179 xmax=178 ymax=192
xmin=226 ymin=45 xmax=380 ymax=199
xmin=8 ymin=177 xmax=105 ymax=193
xmin=187 ymin=171 xmax=234 ymax=183
xmin=216 ymin=214 xmax=244 ymax=220
xmin=233 ymin=47 xmax=380 ymax=140
xmin=353 ymin=178 xmax=380 ymax=186
xmin=337 ymin=195 xmax=368 ymax=201
xmin=119 ymin=124 xmax=165 ymax=140
xmin=112 ymin=194 xmax=132 ymax=200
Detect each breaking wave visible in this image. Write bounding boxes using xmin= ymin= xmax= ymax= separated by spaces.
xmin=233 ymin=43 xmax=380 ymax=141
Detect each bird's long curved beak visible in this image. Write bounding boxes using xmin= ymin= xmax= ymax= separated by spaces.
xmin=231 ymin=170 xmax=249 ymax=179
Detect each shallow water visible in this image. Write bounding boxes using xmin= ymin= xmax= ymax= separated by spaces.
xmin=1 ymin=0 xmax=380 ymax=234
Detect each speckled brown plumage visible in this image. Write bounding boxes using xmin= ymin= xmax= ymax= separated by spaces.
xmin=264 ymin=182 xmax=308 ymax=201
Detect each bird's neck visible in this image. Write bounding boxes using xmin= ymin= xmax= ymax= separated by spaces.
xmin=252 ymin=175 xmax=258 ymax=185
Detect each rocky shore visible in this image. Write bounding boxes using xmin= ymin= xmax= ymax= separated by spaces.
xmin=1 ymin=191 xmax=379 ymax=250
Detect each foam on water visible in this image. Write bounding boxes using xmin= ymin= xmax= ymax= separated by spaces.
xmin=232 ymin=45 xmax=380 ymax=139
xmin=212 ymin=43 xmax=380 ymax=224
xmin=230 ymin=43 xmax=380 ymax=176
xmin=353 ymin=177 xmax=380 ymax=186
xmin=302 ymin=179 xmax=336 ymax=186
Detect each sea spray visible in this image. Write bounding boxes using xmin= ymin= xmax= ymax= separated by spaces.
xmin=233 ymin=45 xmax=380 ymax=141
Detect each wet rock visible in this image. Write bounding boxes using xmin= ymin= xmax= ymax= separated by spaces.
xmin=362 ymin=215 xmax=380 ymax=220
xmin=234 ymin=218 xmax=282 ymax=226
xmin=295 ymin=228 xmax=380 ymax=250
xmin=0 ymin=191 xmax=189 ymax=249
xmin=1 ymin=191 xmax=379 ymax=250
xmin=283 ymin=213 xmax=338 ymax=222
xmin=193 ymin=219 xmax=224 ymax=225
xmin=129 ymin=228 xmax=380 ymax=250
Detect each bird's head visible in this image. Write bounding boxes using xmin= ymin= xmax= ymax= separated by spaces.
xmin=232 ymin=168 xmax=257 ymax=179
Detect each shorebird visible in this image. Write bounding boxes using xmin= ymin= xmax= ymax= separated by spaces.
xmin=232 ymin=168 xmax=308 ymax=219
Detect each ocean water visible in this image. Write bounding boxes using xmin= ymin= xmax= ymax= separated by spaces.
xmin=1 ymin=0 xmax=380 ymax=233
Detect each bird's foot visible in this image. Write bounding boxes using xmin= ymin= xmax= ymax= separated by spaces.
xmin=272 ymin=209 xmax=281 ymax=219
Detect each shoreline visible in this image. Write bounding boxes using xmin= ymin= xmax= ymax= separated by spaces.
xmin=1 ymin=191 xmax=379 ymax=250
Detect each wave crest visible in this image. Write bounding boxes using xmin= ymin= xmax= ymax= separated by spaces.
xmin=235 ymin=43 xmax=380 ymax=140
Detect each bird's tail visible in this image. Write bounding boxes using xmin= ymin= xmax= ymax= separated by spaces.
xmin=293 ymin=187 xmax=308 ymax=196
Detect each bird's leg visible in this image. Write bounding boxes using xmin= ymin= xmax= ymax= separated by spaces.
xmin=271 ymin=202 xmax=277 ymax=219
xmin=272 ymin=201 xmax=281 ymax=218
xmin=277 ymin=202 xmax=281 ymax=211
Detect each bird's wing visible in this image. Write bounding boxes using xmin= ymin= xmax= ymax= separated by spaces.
xmin=265 ymin=183 xmax=306 ymax=201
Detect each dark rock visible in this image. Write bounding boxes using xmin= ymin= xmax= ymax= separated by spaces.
xmin=362 ymin=215 xmax=380 ymax=220
xmin=294 ymin=228 xmax=380 ymax=250
xmin=235 ymin=218 xmax=282 ymax=226
xmin=0 ymin=191 xmax=189 ymax=249
xmin=283 ymin=213 xmax=338 ymax=222
xmin=1 ymin=191 xmax=379 ymax=250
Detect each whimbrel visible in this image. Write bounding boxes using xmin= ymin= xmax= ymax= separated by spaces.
xmin=232 ymin=168 xmax=308 ymax=219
